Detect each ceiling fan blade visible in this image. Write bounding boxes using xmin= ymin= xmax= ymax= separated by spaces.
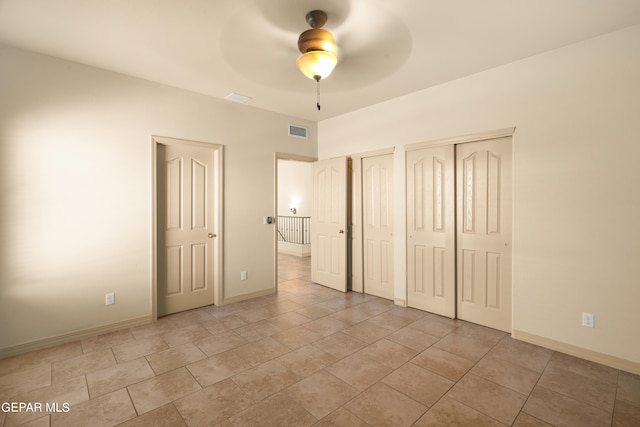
xmin=218 ymin=0 xmax=411 ymax=92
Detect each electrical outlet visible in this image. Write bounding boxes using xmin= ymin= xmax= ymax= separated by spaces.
xmin=582 ymin=312 xmax=594 ymax=328
xmin=241 ymin=271 xmax=247 ymax=281
xmin=105 ymin=292 xmax=115 ymax=305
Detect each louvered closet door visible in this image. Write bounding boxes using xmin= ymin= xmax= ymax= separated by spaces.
xmin=456 ymin=137 xmax=512 ymax=332
xmin=407 ymin=145 xmax=456 ymax=317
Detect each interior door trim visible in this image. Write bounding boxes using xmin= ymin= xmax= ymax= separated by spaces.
xmin=404 ymin=127 xmax=516 ymax=151
xmin=350 ymin=147 xmax=395 ymax=160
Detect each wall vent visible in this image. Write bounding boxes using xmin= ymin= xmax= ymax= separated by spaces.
xmin=288 ymin=124 xmax=308 ymax=139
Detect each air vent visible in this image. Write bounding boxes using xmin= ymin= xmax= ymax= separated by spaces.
xmin=288 ymin=124 xmax=308 ymax=139
xmin=224 ymin=93 xmax=251 ymax=104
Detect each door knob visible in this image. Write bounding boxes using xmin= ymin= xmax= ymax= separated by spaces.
xmin=339 ymin=230 xmax=345 ymax=234
xmin=208 ymin=233 xmax=216 ymax=238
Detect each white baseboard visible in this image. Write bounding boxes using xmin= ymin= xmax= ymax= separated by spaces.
xmin=512 ymin=329 xmax=640 ymax=375
xmin=277 ymin=242 xmax=311 ymax=257
xmin=0 ymin=315 xmax=153 ymax=359
xmin=394 ymin=298 xmax=407 ymax=307
xmin=222 ymin=288 xmax=276 ymax=305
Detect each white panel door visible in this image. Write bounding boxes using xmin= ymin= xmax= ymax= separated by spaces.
xmin=362 ymin=154 xmax=394 ymax=300
xmin=312 ymin=157 xmax=348 ymax=292
xmin=157 ymin=143 xmax=216 ymax=316
xmin=456 ymin=137 xmax=512 ymax=332
xmin=407 ymin=145 xmax=456 ymax=317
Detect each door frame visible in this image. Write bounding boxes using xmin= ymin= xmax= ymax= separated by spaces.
xmin=404 ymin=128 xmax=515 ymax=151
xmin=404 ymin=127 xmax=515 ymax=324
xmin=273 ymin=153 xmax=316 ymax=290
xmin=152 ymin=135 xmax=224 ymax=320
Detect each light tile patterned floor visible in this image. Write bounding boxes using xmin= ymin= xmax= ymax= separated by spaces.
xmin=1 ymin=254 xmax=639 ymax=426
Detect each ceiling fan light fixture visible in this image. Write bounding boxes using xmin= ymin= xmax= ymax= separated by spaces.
xmin=296 ymin=10 xmax=338 ymax=82
xmin=296 ymin=50 xmax=337 ymax=81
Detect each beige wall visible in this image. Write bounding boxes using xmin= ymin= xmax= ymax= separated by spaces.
xmin=0 ymin=44 xmax=317 ymax=354
xmin=319 ymin=25 xmax=640 ymax=370
xmin=2 ymin=24 xmax=639 ymax=372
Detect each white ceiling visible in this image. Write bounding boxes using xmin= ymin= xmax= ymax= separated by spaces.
xmin=1 ymin=0 xmax=639 ymax=122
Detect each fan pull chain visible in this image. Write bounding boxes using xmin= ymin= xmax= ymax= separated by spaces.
xmin=316 ymin=79 xmax=321 ymax=111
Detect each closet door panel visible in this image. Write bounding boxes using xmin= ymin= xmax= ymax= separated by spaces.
xmin=406 ymin=146 xmax=455 ymax=317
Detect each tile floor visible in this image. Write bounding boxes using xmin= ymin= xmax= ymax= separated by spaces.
xmin=1 ymin=253 xmax=639 ymax=426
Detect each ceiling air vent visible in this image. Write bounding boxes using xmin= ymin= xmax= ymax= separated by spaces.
xmin=224 ymin=93 xmax=251 ymax=104
xmin=288 ymin=124 xmax=308 ymax=139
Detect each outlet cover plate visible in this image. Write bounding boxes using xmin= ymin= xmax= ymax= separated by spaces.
xmin=582 ymin=312 xmax=594 ymax=328
xmin=105 ymin=292 xmax=115 ymax=305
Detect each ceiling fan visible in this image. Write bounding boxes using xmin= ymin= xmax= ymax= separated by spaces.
xmin=295 ymin=10 xmax=338 ymax=110
xmin=219 ymin=0 xmax=411 ymax=107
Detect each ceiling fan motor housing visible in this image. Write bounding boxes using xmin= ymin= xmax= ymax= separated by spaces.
xmin=297 ymin=28 xmax=336 ymax=55
xmin=298 ymin=10 xmax=336 ymax=55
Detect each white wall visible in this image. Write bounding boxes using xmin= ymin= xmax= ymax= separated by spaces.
xmin=0 ymin=44 xmax=317 ymax=354
xmin=319 ymin=25 xmax=640 ymax=371
xmin=277 ymin=160 xmax=312 ymax=217
xmin=276 ymin=160 xmax=312 ymax=257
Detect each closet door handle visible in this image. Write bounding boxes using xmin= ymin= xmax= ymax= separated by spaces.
xmin=338 ymin=230 xmax=345 ymax=234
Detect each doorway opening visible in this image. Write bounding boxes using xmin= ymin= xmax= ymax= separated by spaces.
xmin=274 ymin=154 xmax=315 ymax=291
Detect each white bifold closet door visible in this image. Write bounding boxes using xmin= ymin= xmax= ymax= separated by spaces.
xmin=407 ymin=136 xmax=512 ymax=332
xmin=407 ymin=145 xmax=456 ymax=318
xmin=456 ymin=137 xmax=512 ymax=332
